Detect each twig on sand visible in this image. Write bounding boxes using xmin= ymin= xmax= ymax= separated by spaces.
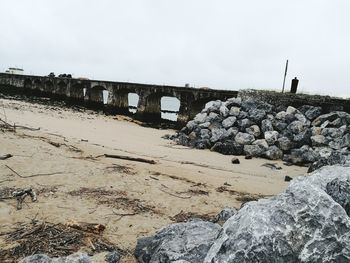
xmin=5 ymin=165 xmax=66 ymax=178
xmin=104 ymin=153 xmax=156 ymax=164
xmin=159 ymin=187 xmax=192 ymax=199
xmin=105 ymin=210 xmax=138 ymax=221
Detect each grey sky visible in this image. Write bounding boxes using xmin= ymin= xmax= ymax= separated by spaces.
xmin=1 ymin=0 xmax=349 ymax=97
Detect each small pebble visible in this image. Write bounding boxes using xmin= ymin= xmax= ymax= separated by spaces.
xmin=231 ymin=158 xmax=240 ymax=164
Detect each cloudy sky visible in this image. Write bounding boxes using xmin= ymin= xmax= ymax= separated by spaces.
xmin=1 ymin=0 xmax=349 ymax=97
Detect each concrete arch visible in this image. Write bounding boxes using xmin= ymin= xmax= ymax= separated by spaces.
xmin=86 ymin=85 xmax=107 ymax=108
xmin=69 ymin=83 xmax=85 ymax=101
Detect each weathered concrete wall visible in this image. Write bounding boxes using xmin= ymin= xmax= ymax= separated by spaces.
xmin=0 ymin=73 xmax=238 ymax=124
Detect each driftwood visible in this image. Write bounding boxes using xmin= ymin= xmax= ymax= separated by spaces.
xmin=5 ymin=165 xmax=66 ymax=178
xmin=0 ymin=154 xmax=12 ymax=160
xmin=65 ymin=220 xmax=105 ymax=234
xmin=104 ymin=154 xmax=156 ymax=164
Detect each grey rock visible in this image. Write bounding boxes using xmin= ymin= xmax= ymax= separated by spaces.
xmin=194 ymin=139 xmax=211 ymax=149
xmin=311 ymin=126 xmax=322 ymax=136
xmin=321 ymin=127 xmax=345 ymax=139
xmin=287 ymin=120 xmax=306 ymax=134
xmin=199 ymin=122 xmax=211 ymax=128
xmin=245 ymin=125 xmax=261 ymax=137
xmin=301 ymin=105 xmax=322 ymax=120
xmin=272 ymin=120 xmax=288 ymax=132
xmin=222 ymin=116 xmax=236 ymax=129
xmin=205 ymin=112 xmax=221 ymax=123
xmin=241 ymin=98 xmax=273 ymax=113
xmin=264 ymin=145 xmax=283 ymax=160
xmin=194 ymin=113 xmax=207 ymax=124
xmin=186 ymin=120 xmax=197 ymax=131
xmin=235 ymin=132 xmax=255 ymax=145
xmin=175 ymin=134 xmax=189 ymax=146
xmin=275 ymin=111 xmax=287 ymax=121
xmin=252 ymin=139 xmax=269 ymax=150
xmin=261 ymin=119 xmax=274 ymax=133
xmin=237 ymin=118 xmax=252 ymax=131
xmin=312 ymin=112 xmax=340 ymax=126
xmin=231 ymin=158 xmax=240 ymax=164
xmin=237 ymin=111 xmax=248 ymax=120
xmin=264 ymin=131 xmax=279 ymax=146
xmin=19 ymin=253 xmax=93 ymax=263
xmin=211 ymin=140 xmax=244 ymax=155
xmin=328 ymin=139 xmax=343 ymax=150
xmin=243 ymin=144 xmax=265 ymax=157
xmin=341 ymin=133 xmax=350 ymax=148
xmin=293 ymin=129 xmax=312 ymax=147
xmin=283 ymin=145 xmax=319 ymax=164
xmin=205 ymin=165 xmax=350 ymax=263
xmin=225 ymin=97 xmax=242 ymax=108
xmin=277 ymin=136 xmax=293 ymax=151
xmin=216 ymin=208 xmax=237 ymax=223
xmin=219 ymin=105 xmax=229 ymax=118
xmin=311 ymin=135 xmax=327 ymax=146
xmin=105 ymin=250 xmax=121 ymax=263
xmin=210 ymin=128 xmax=229 ymax=143
xmin=248 ymin=108 xmax=266 ymax=123
xmin=227 ymin=127 xmax=239 ymax=138
xmin=200 ymin=129 xmax=211 ymax=140
xmin=229 ymin=106 xmax=240 ymax=117
xmin=135 ymin=220 xmax=221 ymax=263
xmin=326 ymin=178 xmax=350 ymax=216
xmin=286 ymin=105 xmax=299 ymax=115
xmin=294 ymin=113 xmax=309 ymax=124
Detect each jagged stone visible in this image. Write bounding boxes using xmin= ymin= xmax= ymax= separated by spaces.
xmin=135 ymin=220 xmax=221 ymax=263
xmin=225 ymin=97 xmax=242 ymax=108
xmin=261 ymin=119 xmax=274 ymax=133
xmin=219 ymin=105 xmax=229 ymax=118
xmin=210 ymin=128 xmax=229 ymax=143
xmin=341 ymin=133 xmax=350 ymax=148
xmin=105 ymin=250 xmax=121 ymax=263
xmin=235 ymin=132 xmax=255 ymax=145
xmin=248 ymin=108 xmax=266 ymax=123
xmin=211 ymin=140 xmax=244 ymax=155
xmin=199 ymin=122 xmax=211 ymax=129
xmin=321 ymin=127 xmax=345 ymax=139
xmin=243 ymin=144 xmax=265 ymax=157
xmin=245 ymin=125 xmax=261 ymax=137
xmin=252 ymin=139 xmax=269 ymax=150
xmin=302 ymin=105 xmax=322 ymax=120
xmin=311 ymin=135 xmax=327 ymax=146
xmin=19 ymin=253 xmax=93 ymax=263
xmin=277 ymin=136 xmax=293 ymax=151
xmin=264 ymin=145 xmax=283 ymax=160
xmin=237 ymin=118 xmax=251 ymax=131
xmin=229 ymin=106 xmax=240 ymax=117
xmin=283 ymin=145 xmax=319 ymax=164
xmin=194 ymin=139 xmax=211 ymax=149
xmin=287 ymin=120 xmax=306 ymax=134
xmin=264 ymin=131 xmax=279 ymax=146
xmin=216 ymin=208 xmax=237 ymax=223
xmin=222 ymin=116 xmax=236 ymax=129
xmin=326 ymin=178 xmax=350 ymax=216
xmin=312 ymin=112 xmax=340 ymax=126
xmin=186 ymin=120 xmax=197 ymax=131
xmin=194 ymin=113 xmax=207 ymax=124
xmin=205 ymin=165 xmax=350 ymax=263
xmin=293 ymin=129 xmax=312 ymax=146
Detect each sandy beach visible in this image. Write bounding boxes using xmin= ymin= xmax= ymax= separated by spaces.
xmin=0 ymin=98 xmax=307 ymax=262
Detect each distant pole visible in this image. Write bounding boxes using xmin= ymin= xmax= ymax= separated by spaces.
xmin=282 ymin=59 xmax=289 ymax=93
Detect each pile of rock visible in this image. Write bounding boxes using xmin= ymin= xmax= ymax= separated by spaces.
xmin=171 ymin=97 xmax=350 ymax=168
xmin=135 ymin=164 xmax=350 ymax=262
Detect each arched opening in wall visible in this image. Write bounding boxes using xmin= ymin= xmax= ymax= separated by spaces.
xmin=89 ymin=85 xmax=106 ymax=105
xmin=102 ymin=90 xmax=109 ymax=104
xmin=70 ymin=83 xmax=85 ymax=100
xmin=24 ymin=79 xmax=32 ymax=89
xmin=128 ymin=93 xmax=139 ymax=114
xmin=161 ymin=96 xmax=180 ymax=121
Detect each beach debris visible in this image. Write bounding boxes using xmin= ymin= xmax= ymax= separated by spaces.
xmin=169 ymin=210 xmax=217 ymax=223
xmin=216 ymin=186 xmax=267 ymax=202
xmin=136 ymin=165 xmax=350 ymax=262
xmin=0 ymin=154 xmax=12 ymax=160
xmin=231 ymin=157 xmax=240 ymax=164
xmin=5 ymin=164 xmax=67 ymax=178
xmin=284 ymin=175 xmax=293 ymax=182
xmin=13 ymin=188 xmax=37 ymax=210
xmin=245 ymin=155 xmax=253 ymax=159
xmin=262 ymin=163 xmax=282 ymax=170
xmin=0 ymin=187 xmax=37 ymax=210
xmin=65 ymin=220 xmax=106 ymax=234
xmin=18 ymin=253 xmax=93 ymax=263
xmin=0 ymin=220 xmax=121 ymax=263
xmin=104 ymin=153 xmax=156 ymax=164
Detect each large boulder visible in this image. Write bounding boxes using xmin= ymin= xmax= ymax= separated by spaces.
xmin=210 ymin=128 xmax=229 ymax=143
xmin=135 ymin=220 xmax=221 ymax=263
xmin=204 ymin=165 xmax=350 ymax=263
xmin=264 ymin=131 xmax=279 ymax=146
xmin=245 ymin=125 xmax=261 ymax=137
xmin=264 ymin=145 xmax=283 ymax=160
xmin=243 ymin=144 xmax=265 ymax=157
xmin=222 ymin=116 xmax=237 ymax=129
xmin=261 ymin=119 xmax=274 ymax=133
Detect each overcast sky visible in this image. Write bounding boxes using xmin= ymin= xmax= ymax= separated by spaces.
xmin=1 ymin=0 xmax=349 ymax=97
